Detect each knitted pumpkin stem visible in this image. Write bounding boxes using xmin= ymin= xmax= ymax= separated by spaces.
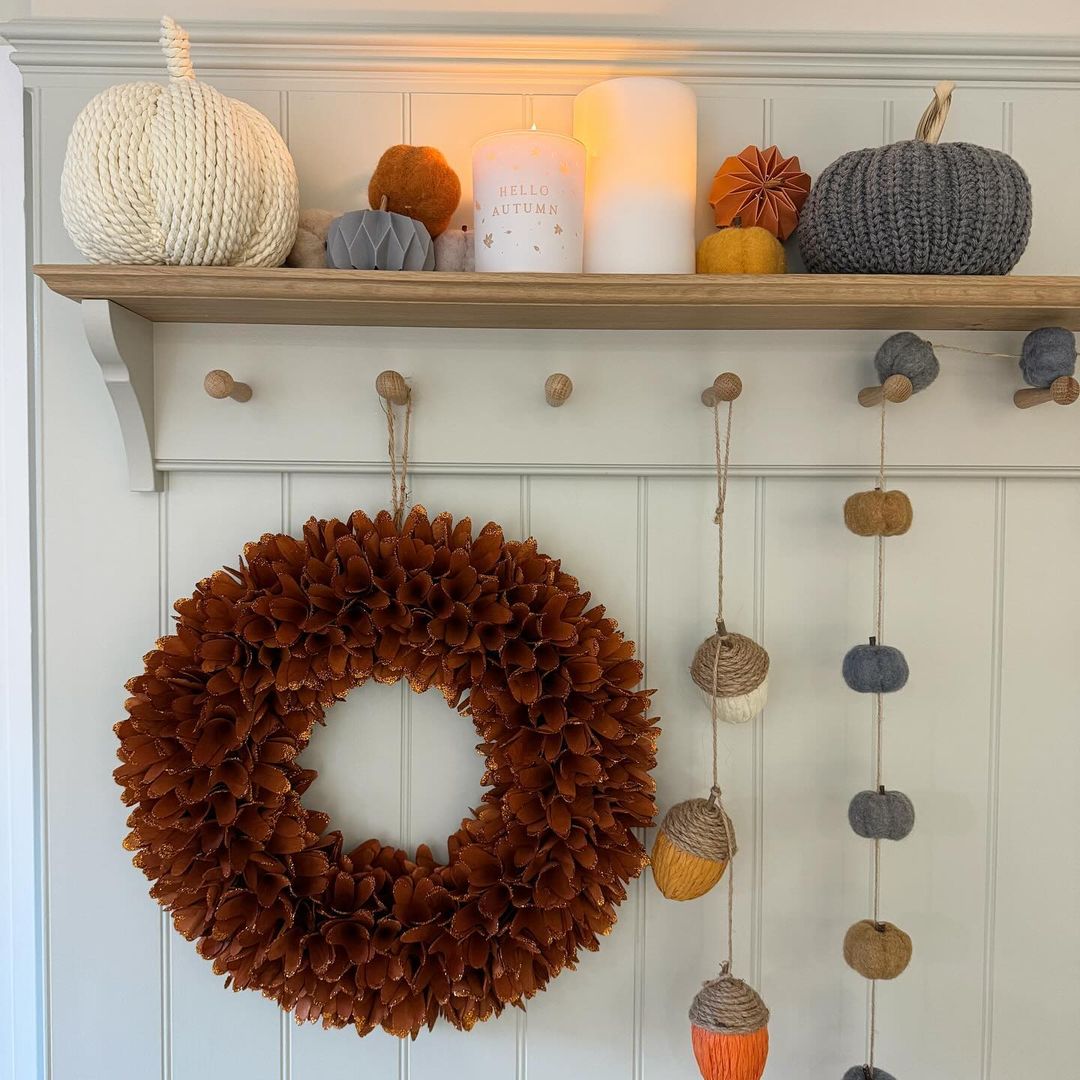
xmin=915 ymin=80 xmax=955 ymax=144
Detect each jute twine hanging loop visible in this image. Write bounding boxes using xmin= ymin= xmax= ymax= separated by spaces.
xmin=691 ymin=376 xmax=770 ymax=725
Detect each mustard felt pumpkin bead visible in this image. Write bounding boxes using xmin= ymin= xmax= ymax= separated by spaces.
xmin=843 ymin=919 xmax=912 ymax=980
xmin=696 ymin=227 xmax=785 ymax=274
xmin=651 ymin=788 xmax=736 ymax=901
xmin=843 ymin=489 xmax=913 ymax=537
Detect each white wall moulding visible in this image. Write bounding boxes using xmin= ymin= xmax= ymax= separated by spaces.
xmin=7 ymin=20 xmax=1080 ymax=83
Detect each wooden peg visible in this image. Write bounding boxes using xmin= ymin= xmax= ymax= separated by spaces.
xmin=1014 ymin=374 xmax=1080 ymax=409
xmin=545 ymin=373 xmax=573 ymax=407
xmin=375 ymin=369 xmax=410 ymax=405
xmin=700 ymin=372 xmax=743 ymax=407
xmin=858 ymin=373 xmax=913 ymax=408
xmin=203 ymin=369 xmax=252 ymax=402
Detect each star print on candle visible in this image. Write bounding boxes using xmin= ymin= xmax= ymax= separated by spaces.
xmin=554 ymin=223 xmax=563 ymax=235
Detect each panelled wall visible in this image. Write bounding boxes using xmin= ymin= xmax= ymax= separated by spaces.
xmin=10 ymin=23 xmax=1080 ymax=1080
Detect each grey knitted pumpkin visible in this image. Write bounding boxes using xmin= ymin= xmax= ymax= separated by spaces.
xmin=800 ymin=82 xmax=1031 ymax=275
xmin=326 ymin=199 xmax=434 ymax=271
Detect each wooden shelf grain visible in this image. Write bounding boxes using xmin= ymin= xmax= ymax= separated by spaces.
xmin=33 ymin=264 xmax=1080 ymax=331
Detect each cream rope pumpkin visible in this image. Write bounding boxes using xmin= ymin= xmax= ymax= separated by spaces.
xmin=61 ymin=16 xmax=299 ymax=267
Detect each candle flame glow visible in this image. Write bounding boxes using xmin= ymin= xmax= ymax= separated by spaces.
xmin=530 ymin=123 xmax=537 ymax=131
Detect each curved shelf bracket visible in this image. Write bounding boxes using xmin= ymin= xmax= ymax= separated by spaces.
xmin=82 ymin=298 xmax=160 ymax=492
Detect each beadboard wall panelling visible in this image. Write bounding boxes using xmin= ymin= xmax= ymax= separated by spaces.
xmin=991 ymin=480 xmax=1080 ymax=1080
xmin=641 ymin=476 xmax=761 ymax=1077
xmin=11 ymin=24 xmax=1080 ymax=1080
xmin=163 ymin=472 xmax=286 ymax=1080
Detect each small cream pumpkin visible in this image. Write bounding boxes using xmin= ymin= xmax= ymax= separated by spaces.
xmin=61 ymin=17 xmax=299 ymax=266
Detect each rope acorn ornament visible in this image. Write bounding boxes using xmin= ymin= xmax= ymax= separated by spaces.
xmin=685 ymin=782 xmax=770 ymax=1080
xmin=841 ymin=344 xmax=934 ymax=1079
xmin=652 ymin=374 xmax=767 ymax=903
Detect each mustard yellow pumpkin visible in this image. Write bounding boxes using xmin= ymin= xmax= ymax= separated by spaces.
xmin=696 ymin=227 xmax=785 ymax=274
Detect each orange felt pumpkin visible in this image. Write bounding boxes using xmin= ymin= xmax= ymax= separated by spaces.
xmin=368 ymin=144 xmax=461 ymax=238
xmin=708 ymin=145 xmax=810 ymax=241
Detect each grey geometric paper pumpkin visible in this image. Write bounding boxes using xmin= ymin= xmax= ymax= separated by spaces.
xmin=800 ymin=81 xmax=1031 ymax=275
xmin=326 ymin=198 xmax=435 ymax=271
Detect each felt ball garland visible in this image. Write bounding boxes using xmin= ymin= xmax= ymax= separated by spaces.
xmin=651 ymin=373 xmax=770 ymax=1080
xmin=840 ymin=344 xmax=935 ymax=1078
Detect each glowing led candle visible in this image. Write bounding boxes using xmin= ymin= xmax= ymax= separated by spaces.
xmin=574 ymin=77 xmax=698 ymax=273
xmin=472 ymin=127 xmax=585 ymax=272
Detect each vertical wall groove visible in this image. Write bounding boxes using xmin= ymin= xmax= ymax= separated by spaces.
xmin=27 ymin=82 xmax=53 ymax=1080
xmin=632 ymin=476 xmax=649 ymax=1080
xmin=515 ymin=471 xmax=531 ymax=1080
xmin=750 ymin=476 xmax=766 ymax=988
xmin=979 ymin=477 xmax=1007 ymax=1080
xmin=158 ymin=476 xmax=173 ymax=1080
xmin=278 ymin=471 xmax=292 ymax=1080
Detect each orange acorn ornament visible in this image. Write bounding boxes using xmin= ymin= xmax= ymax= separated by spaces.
xmin=708 ymin=145 xmax=811 ymax=241
xmin=690 ymin=964 xmax=770 ymax=1080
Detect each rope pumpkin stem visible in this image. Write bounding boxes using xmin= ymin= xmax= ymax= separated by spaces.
xmin=160 ymin=16 xmax=196 ymax=81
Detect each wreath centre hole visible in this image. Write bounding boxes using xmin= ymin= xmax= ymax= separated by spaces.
xmin=293 ymin=679 xmax=487 ymax=863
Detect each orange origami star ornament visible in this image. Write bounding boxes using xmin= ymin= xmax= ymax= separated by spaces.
xmin=708 ymin=145 xmax=811 ymax=241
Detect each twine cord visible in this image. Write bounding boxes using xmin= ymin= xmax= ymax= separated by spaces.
xmin=867 ymin=396 xmax=888 ymax=1070
xmin=710 ymin=397 xmax=737 ymax=976
xmin=929 ymin=342 xmax=1018 ymax=361
xmin=382 ymin=390 xmax=412 ymax=528
xmin=713 ymin=399 xmax=734 ymax=631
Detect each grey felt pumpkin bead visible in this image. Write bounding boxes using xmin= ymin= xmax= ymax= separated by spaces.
xmin=849 ymin=789 xmax=915 ymax=841
xmin=1020 ymin=327 xmax=1077 ymax=387
xmin=874 ymin=333 xmax=940 ymax=393
xmin=843 ymin=1068 xmax=897 ymax=1080
xmin=326 ymin=206 xmax=435 ymax=271
xmin=842 ymin=641 xmax=909 ymax=694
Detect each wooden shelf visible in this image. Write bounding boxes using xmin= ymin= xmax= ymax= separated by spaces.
xmin=34 ymin=265 xmax=1080 ymax=331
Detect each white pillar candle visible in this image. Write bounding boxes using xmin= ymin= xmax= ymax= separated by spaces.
xmin=573 ymin=77 xmax=698 ymax=273
xmin=472 ymin=129 xmax=585 ymax=272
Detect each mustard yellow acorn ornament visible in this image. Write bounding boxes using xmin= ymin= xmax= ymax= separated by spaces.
xmin=652 ymin=787 xmax=736 ymax=901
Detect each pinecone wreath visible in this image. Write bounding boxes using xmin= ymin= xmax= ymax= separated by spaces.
xmin=115 ymin=506 xmax=659 ymax=1038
